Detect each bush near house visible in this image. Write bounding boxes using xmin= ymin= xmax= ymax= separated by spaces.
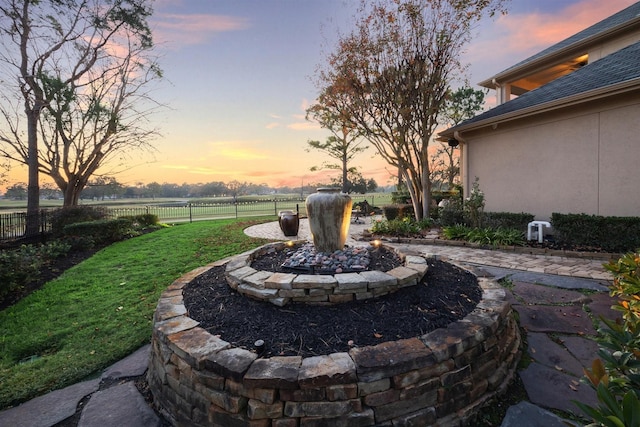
xmin=552 ymin=213 xmax=640 ymax=253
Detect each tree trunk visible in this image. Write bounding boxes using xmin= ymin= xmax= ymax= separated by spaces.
xmin=342 ymin=154 xmax=349 ymax=193
xmin=62 ymin=177 xmax=83 ymax=206
xmin=25 ymin=109 xmax=40 ymax=236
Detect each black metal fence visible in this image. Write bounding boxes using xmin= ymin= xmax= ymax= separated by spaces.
xmin=0 ymin=195 xmax=384 ymax=242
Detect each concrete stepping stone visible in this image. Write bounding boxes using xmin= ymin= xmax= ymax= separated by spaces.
xmin=519 ymin=363 xmax=597 ymax=416
xmin=78 ymin=382 xmax=160 ymax=427
xmin=527 ymin=333 xmax=584 ymax=377
xmin=500 ymin=401 xmax=580 ymax=427
xmin=515 ymin=304 xmax=596 ymax=335
xmin=102 ymin=344 xmax=150 ymax=380
xmin=511 ymin=282 xmax=589 ymax=305
xmin=0 ymin=378 xmax=100 ymax=427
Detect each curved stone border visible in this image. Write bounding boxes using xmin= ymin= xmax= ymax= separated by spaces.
xmin=148 ymin=252 xmax=521 ymax=427
xmin=225 ymin=242 xmax=427 ymax=306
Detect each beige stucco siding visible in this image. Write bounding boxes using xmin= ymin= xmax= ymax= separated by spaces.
xmin=464 ymin=98 xmax=640 ymax=220
xmin=598 ymin=103 xmax=640 ymax=216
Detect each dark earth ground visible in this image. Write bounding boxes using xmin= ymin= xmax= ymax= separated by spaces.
xmin=184 ymin=246 xmax=482 ymax=357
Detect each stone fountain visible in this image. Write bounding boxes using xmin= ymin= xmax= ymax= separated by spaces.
xmin=147 ymin=189 xmax=521 ymax=426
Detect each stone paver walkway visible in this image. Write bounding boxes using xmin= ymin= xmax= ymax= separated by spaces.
xmin=244 ymin=217 xmax=613 ymax=282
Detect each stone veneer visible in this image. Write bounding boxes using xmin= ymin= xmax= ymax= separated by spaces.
xmin=148 ymin=248 xmax=521 ymax=427
xmin=226 ymin=242 xmax=428 ymax=306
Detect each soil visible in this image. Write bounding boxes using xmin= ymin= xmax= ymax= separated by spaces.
xmin=183 ymin=248 xmax=481 ymax=358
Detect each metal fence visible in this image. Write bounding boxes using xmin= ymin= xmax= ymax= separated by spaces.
xmin=0 ymin=194 xmax=386 ymax=241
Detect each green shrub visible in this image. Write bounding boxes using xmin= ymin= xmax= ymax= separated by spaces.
xmin=50 ymin=206 xmax=109 ymax=236
xmin=442 ymin=225 xmax=525 ymax=246
xmin=371 ymin=217 xmax=423 ymax=236
xmin=121 ymin=213 xmax=159 ymax=227
xmin=464 ymin=177 xmax=485 ymax=228
xmin=552 ymin=213 xmax=640 ymax=253
xmin=442 ymin=224 xmax=471 ymax=240
xmin=482 ymin=212 xmax=534 ymax=231
xmin=0 ymin=241 xmax=71 ymax=299
xmin=0 ymin=246 xmax=41 ymax=299
xmin=62 ymin=218 xmax=135 ymax=245
xmin=383 ymin=204 xmax=414 ymax=221
xmin=439 ymin=198 xmax=465 ymax=226
xmin=576 ymin=250 xmax=640 ymax=425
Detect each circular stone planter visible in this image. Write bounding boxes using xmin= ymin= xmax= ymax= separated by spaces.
xmin=148 ymin=246 xmax=521 ymax=427
xmin=226 ymin=242 xmax=428 ymax=306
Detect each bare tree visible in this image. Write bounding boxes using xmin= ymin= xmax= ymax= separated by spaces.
xmin=431 ymin=86 xmax=485 ymax=188
xmin=0 ymin=0 xmax=158 ymax=229
xmin=314 ymin=0 xmax=506 ymax=219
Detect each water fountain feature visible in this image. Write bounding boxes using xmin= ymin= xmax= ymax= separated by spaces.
xmin=147 ymin=189 xmax=521 ymax=426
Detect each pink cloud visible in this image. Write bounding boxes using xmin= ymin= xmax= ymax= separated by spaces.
xmin=466 ymin=0 xmax=636 ymax=97
xmin=152 ymin=13 xmax=249 ymax=46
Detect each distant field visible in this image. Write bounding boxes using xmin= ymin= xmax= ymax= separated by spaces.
xmin=0 ymin=194 xmax=393 ymax=235
xmin=0 ymin=193 xmax=392 ymax=212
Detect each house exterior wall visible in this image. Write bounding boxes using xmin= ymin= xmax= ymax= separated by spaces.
xmin=588 ymin=32 xmax=640 ymax=62
xmin=462 ymin=95 xmax=640 ymax=220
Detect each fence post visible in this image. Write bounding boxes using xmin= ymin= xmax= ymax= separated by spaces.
xmin=189 ymin=203 xmax=193 ymax=223
xmin=274 ymin=200 xmax=277 ymax=216
xmin=235 ymin=203 xmax=238 ymax=218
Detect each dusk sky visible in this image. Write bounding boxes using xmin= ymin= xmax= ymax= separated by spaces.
xmin=3 ymin=0 xmax=637 ymax=193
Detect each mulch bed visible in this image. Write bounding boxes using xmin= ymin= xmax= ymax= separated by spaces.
xmin=183 ymin=248 xmax=481 ymax=358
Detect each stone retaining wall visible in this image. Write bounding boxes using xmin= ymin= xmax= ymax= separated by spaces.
xmin=225 ymin=242 xmax=428 ymax=306
xmin=148 ymin=253 xmax=521 ymax=426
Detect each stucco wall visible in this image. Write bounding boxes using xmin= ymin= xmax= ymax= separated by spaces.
xmin=463 ymin=97 xmax=640 ymax=220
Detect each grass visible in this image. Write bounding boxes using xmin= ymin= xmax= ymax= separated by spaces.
xmin=0 ymin=218 xmax=271 ymax=409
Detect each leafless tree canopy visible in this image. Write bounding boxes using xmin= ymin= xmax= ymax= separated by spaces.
xmin=0 ymin=0 xmax=161 ymax=209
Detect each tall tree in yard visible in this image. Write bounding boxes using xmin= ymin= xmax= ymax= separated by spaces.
xmin=306 ymin=87 xmax=368 ymax=193
xmin=313 ymin=0 xmax=506 ymax=219
xmin=0 ymin=0 xmax=160 ymax=227
xmin=431 ymin=86 xmax=485 ymax=188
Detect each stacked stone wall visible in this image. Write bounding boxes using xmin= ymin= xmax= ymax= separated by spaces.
xmin=225 ymin=242 xmax=428 ymax=306
xmin=148 ymin=254 xmax=521 ymax=426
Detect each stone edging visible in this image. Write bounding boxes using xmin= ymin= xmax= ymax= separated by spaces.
xmin=148 ymin=253 xmax=522 ymax=427
xmin=225 ymin=242 xmax=427 ymax=306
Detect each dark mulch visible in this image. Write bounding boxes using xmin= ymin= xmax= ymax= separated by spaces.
xmin=183 ymin=249 xmax=481 ymax=358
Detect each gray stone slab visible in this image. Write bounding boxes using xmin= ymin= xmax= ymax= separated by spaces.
xmin=588 ymin=292 xmax=621 ymax=323
xmin=0 ymin=378 xmax=100 ymax=427
xmin=560 ymin=335 xmax=600 ymax=369
xmin=78 ymin=382 xmax=160 ymax=427
xmin=478 ymin=266 xmax=609 ymax=291
xmin=527 ymin=333 xmax=584 ymax=377
xmin=519 ymin=363 xmax=597 ymax=416
xmin=514 ymin=304 xmax=596 ymax=335
xmin=102 ymin=344 xmax=150 ymax=380
xmin=511 ymin=282 xmax=589 ymax=305
xmin=500 ymin=401 xmax=580 ymax=427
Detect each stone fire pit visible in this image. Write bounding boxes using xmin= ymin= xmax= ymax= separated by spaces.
xmin=147 ymin=244 xmax=521 ymax=426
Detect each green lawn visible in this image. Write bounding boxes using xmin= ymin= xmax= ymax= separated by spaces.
xmin=0 ymin=218 xmax=272 ymax=409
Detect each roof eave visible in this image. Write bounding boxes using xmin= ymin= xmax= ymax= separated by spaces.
xmin=439 ymin=78 xmax=640 ymax=138
xmin=478 ymin=18 xmax=640 ymax=88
